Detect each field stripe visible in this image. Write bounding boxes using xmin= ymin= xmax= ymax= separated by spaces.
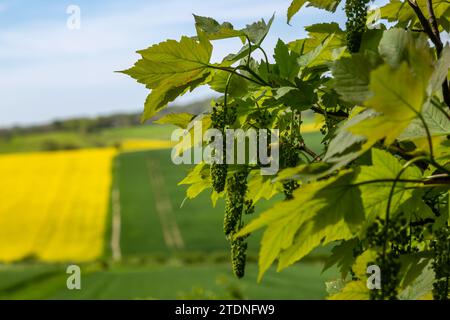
xmin=146 ymin=158 xmax=184 ymax=250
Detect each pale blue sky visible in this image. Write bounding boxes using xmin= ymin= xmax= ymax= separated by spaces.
xmin=0 ymin=0 xmax=377 ymax=127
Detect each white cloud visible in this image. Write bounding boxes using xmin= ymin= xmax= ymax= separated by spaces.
xmin=0 ymin=0 xmax=328 ymax=127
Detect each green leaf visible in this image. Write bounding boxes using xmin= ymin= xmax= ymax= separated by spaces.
xmin=179 ymin=163 xmax=211 ymax=199
xmin=274 ymin=39 xmax=300 ymax=82
xmin=297 ymin=33 xmax=337 ymax=69
xmin=221 ymin=16 xmax=274 ymax=63
xmin=239 ymin=170 xmax=361 ymax=279
xmin=399 ymin=253 xmax=432 ymax=291
xmin=274 ymin=86 xmax=316 ymax=110
xmin=256 ymin=199 xmax=327 ymax=281
xmin=378 ymin=28 xmax=415 ymax=67
xmin=209 ymin=70 xmax=249 ymax=97
xmin=428 ymin=45 xmax=450 ymax=95
xmin=287 ymin=0 xmax=341 ymax=24
xmin=122 ymin=36 xmax=212 ymax=121
xmin=287 ymin=0 xmax=307 ymax=24
xmin=331 ymin=53 xmax=380 ymax=105
xmin=380 ymin=0 xmax=450 ymax=32
xmin=289 ymin=23 xmax=346 ymax=67
xmin=154 ymin=113 xmax=195 ymax=129
xmin=243 ymin=15 xmax=275 ymax=45
xmin=350 ymin=61 xmax=432 ymax=145
xmin=355 ymin=149 xmax=422 ymax=222
xmin=328 ymin=281 xmax=369 ymax=300
xmin=352 ymin=249 xmax=377 ymax=278
xmin=399 ymin=190 xmax=434 ymax=221
xmin=193 ymin=15 xmax=243 ymax=40
xmin=278 ymin=219 xmax=352 ymax=271
xmin=324 ymin=109 xmax=376 ymax=162
xmin=323 ymin=239 xmax=359 ymax=278
xmin=246 ymin=172 xmax=281 ymax=205
xmin=398 ymin=101 xmax=450 ymax=141
xmin=399 ymin=260 xmax=434 ymax=300
xmin=173 ymin=114 xmax=212 ymax=157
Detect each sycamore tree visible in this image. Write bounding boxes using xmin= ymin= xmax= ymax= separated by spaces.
xmin=122 ymin=0 xmax=450 ymax=300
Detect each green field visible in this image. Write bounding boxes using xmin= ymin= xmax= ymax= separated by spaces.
xmin=0 ymin=262 xmax=336 ymax=300
xmin=0 ymin=124 xmax=334 ymax=300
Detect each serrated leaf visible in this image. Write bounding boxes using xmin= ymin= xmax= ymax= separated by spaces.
xmin=378 ymin=28 xmax=415 ymax=67
xmin=399 ymin=261 xmax=434 ymax=300
xmin=221 ymin=16 xmax=274 ymax=63
xmin=274 ymin=39 xmax=300 ymax=82
xmin=243 ymin=15 xmax=274 ymax=45
xmin=209 ymin=69 xmax=248 ymax=97
xmin=256 ymin=199 xmax=327 ymax=281
xmin=352 ymin=249 xmax=377 ymax=279
xmin=355 ymin=149 xmax=422 ymax=222
xmin=122 ymin=36 xmax=212 ymax=121
xmin=274 ymin=86 xmax=316 ymax=110
xmin=155 ymin=113 xmax=195 ymax=129
xmin=239 ymin=171 xmax=361 ymax=279
xmin=173 ymin=114 xmax=212 ymax=157
xmin=350 ymin=61 xmax=432 ymax=145
xmin=323 ymin=238 xmax=359 ymax=278
xmin=193 ymin=15 xmax=243 ymax=40
xmin=287 ymin=0 xmax=341 ymax=24
xmin=428 ymin=45 xmax=450 ymax=95
xmin=246 ymin=172 xmax=281 ymax=204
xmin=324 ymin=109 xmax=376 ymax=162
xmin=380 ymin=0 xmax=450 ymax=32
xmin=398 ymin=101 xmax=450 ymax=141
xmin=331 ymin=53 xmax=379 ymax=105
xmin=289 ymin=23 xmax=346 ymax=67
xmin=278 ymin=219 xmax=352 ymax=271
xmin=179 ymin=163 xmax=211 ymax=199
xmin=399 ymin=253 xmax=432 ymax=291
xmin=328 ymin=281 xmax=369 ymax=300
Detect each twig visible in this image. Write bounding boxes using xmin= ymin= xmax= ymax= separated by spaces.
xmin=311 ymin=106 xmax=348 ymax=119
xmin=299 ymin=141 xmax=322 ymax=161
xmin=407 ymin=0 xmax=450 ymax=108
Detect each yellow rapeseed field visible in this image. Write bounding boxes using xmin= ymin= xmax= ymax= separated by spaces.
xmin=119 ymin=139 xmax=174 ymax=152
xmin=0 ymin=148 xmax=116 ymax=263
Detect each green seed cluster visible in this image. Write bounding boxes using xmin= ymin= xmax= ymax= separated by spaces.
xmin=210 ymin=103 xmax=237 ymax=193
xmin=224 ymin=170 xmax=248 ymax=236
xmin=211 ymin=101 xmax=250 ymax=279
xmin=431 ymin=226 xmax=450 ymax=300
xmin=244 ymin=199 xmax=255 ymax=215
xmin=280 ymin=119 xmax=301 ymax=200
xmin=231 ymin=236 xmax=248 ymax=278
xmin=282 ymin=180 xmax=300 ymax=200
xmin=224 ymin=169 xmax=249 ymax=278
xmin=366 ymin=215 xmax=420 ymax=300
xmin=345 ymin=0 xmax=370 ymax=53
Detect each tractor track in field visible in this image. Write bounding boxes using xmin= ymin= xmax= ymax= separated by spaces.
xmin=110 ymin=160 xmax=122 ymax=262
xmin=146 ymin=158 xmax=184 ymax=250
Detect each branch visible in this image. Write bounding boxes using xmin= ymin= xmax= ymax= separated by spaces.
xmin=311 ymin=106 xmax=349 ymax=119
xmin=407 ymin=0 xmax=450 ymax=109
xmin=425 ymin=0 xmax=450 ymax=108
xmin=406 ymin=0 xmax=441 ymax=49
xmin=426 ymin=0 xmax=442 ymax=52
xmin=299 ymin=141 xmax=322 ymax=161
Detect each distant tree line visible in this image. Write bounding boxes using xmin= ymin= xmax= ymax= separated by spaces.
xmin=0 ymin=99 xmax=211 ymax=139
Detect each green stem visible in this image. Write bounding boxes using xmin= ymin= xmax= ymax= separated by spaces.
xmin=383 ymin=156 xmax=429 ymax=263
xmin=257 ymin=46 xmax=270 ymax=74
xmin=207 ymin=65 xmax=266 ymax=86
